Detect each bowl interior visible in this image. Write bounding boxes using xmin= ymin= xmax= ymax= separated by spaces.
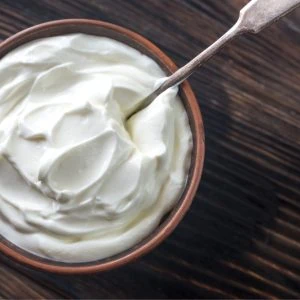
xmin=0 ymin=19 xmax=204 ymax=273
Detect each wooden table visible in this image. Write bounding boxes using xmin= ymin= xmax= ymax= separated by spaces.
xmin=0 ymin=0 xmax=300 ymax=298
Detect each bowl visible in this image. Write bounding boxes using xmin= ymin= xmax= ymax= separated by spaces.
xmin=0 ymin=19 xmax=205 ymax=274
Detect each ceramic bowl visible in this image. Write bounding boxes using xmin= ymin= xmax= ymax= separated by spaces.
xmin=0 ymin=19 xmax=205 ymax=274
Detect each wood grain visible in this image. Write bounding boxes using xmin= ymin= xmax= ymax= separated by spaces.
xmin=0 ymin=0 xmax=300 ymax=298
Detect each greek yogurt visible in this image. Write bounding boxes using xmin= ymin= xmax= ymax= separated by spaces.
xmin=0 ymin=34 xmax=192 ymax=262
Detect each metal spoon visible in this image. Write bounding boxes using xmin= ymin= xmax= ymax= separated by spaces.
xmin=128 ymin=0 xmax=300 ymax=119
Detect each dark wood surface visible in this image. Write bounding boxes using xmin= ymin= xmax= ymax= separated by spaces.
xmin=0 ymin=0 xmax=300 ymax=298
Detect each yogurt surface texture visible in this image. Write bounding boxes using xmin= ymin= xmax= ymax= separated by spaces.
xmin=0 ymin=34 xmax=192 ymax=262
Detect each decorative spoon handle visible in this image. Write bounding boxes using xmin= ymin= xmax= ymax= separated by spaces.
xmin=131 ymin=0 xmax=300 ymax=116
xmin=239 ymin=0 xmax=300 ymax=34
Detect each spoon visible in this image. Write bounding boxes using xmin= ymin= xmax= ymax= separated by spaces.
xmin=128 ymin=0 xmax=300 ymax=119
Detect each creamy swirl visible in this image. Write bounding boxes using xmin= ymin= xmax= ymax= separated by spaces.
xmin=0 ymin=34 xmax=192 ymax=262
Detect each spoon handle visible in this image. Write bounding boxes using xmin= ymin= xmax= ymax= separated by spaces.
xmin=239 ymin=0 xmax=300 ymax=34
xmin=148 ymin=0 xmax=300 ymax=102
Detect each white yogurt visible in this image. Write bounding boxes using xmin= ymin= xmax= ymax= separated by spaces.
xmin=0 ymin=34 xmax=192 ymax=262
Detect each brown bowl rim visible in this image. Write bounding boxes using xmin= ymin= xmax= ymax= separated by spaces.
xmin=0 ymin=19 xmax=205 ymax=274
